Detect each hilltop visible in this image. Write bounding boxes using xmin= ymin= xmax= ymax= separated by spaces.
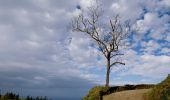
xmin=82 ymin=74 xmax=170 ymax=100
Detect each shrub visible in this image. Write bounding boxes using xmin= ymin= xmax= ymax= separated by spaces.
xmin=82 ymin=86 xmax=110 ymax=100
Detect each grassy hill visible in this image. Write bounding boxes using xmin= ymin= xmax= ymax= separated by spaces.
xmin=82 ymin=74 xmax=170 ymax=100
xmin=82 ymin=84 xmax=154 ymax=100
xmin=145 ymin=74 xmax=170 ymax=100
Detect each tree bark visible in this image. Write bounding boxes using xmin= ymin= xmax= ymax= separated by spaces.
xmin=105 ymin=53 xmax=111 ymax=87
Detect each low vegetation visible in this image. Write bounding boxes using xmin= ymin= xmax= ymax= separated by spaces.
xmin=0 ymin=92 xmax=19 ymax=100
xmin=82 ymin=86 xmax=110 ymax=100
xmin=0 ymin=92 xmax=48 ymax=100
xmin=145 ymin=74 xmax=170 ymax=100
xmin=82 ymin=84 xmax=154 ymax=100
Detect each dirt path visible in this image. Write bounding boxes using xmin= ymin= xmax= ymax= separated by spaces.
xmin=103 ymin=89 xmax=151 ymax=100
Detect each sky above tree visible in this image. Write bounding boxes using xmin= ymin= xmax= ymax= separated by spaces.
xmin=0 ymin=0 xmax=169 ymax=99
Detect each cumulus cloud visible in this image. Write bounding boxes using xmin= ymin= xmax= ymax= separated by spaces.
xmin=140 ymin=40 xmax=161 ymax=54
xmin=110 ymin=0 xmax=144 ymax=22
xmin=115 ymin=49 xmax=170 ymax=80
xmin=0 ymin=0 xmax=97 ymax=99
xmin=135 ymin=12 xmax=170 ymax=40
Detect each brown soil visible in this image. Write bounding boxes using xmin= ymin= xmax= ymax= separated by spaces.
xmin=103 ymin=89 xmax=151 ymax=100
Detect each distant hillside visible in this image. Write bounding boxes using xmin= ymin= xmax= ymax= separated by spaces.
xmin=0 ymin=92 xmax=48 ymax=100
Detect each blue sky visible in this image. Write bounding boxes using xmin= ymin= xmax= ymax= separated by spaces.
xmin=0 ymin=0 xmax=170 ymax=99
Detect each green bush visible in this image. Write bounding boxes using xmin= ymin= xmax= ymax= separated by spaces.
xmin=82 ymin=86 xmax=110 ymax=100
xmin=146 ymin=74 xmax=170 ymax=100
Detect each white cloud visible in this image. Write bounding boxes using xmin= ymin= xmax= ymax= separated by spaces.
xmin=110 ymin=0 xmax=144 ymax=22
xmin=160 ymin=0 xmax=170 ymax=7
xmin=135 ymin=12 xmax=170 ymax=40
xmin=0 ymin=0 xmax=97 ymax=98
xmin=165 ymin=33 xmax=170 ymax=42
xmin=119 ymin=50 xmax=170 ymax=79
xmin=68 ymin=32 xmax=105 ymax=69
xmin=140 ymin=40 xmax=161 ymax=54
xmin=160 ymin=48 xmax=170 ymax=56
xmin=79 ymin=0 xmax=97 ymax=9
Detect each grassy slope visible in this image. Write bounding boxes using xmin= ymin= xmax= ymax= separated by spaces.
xmin=82 ymin=84 xmax=154 ymax=100
xmin=103 ymin=75 xmax=170 ymax=100
xmin=145 ymin=74 xmax=170 ymax=100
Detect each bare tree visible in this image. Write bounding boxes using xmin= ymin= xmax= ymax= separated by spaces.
xmin=72 ymin=1 xmax=130 ymax=87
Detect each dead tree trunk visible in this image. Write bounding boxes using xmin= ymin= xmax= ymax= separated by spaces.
xmin=106 ymin=53 xmax=111 ymax=87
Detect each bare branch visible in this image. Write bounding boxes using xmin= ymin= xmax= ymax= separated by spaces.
xmin=110 ymin=53 xmax=124 ymax=58
xmin=110 ymin=62 xmax=125 ymax=67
